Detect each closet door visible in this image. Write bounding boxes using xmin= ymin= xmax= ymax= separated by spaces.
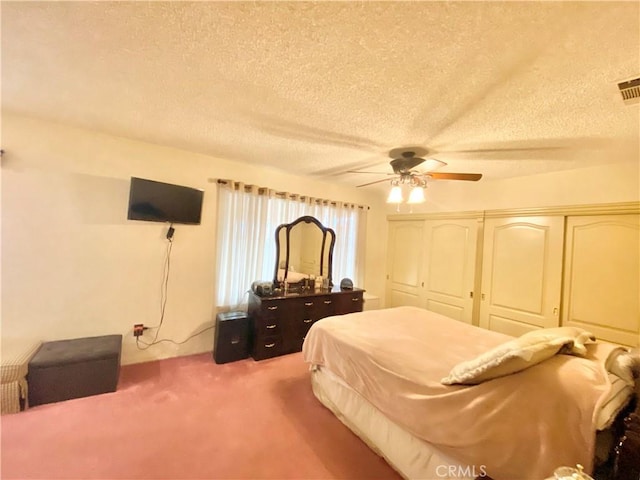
xmin=422 ymin=219 xmax=478 ymax=323
xmin=479 ymin=216 xmax=564 ymax=336
xmin=386 ymin=220 xmax=425 ymax=307
xmin=562 ymin=214 xmax=639 ymax=347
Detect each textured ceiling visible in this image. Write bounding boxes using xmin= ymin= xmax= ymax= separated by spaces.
xmin=2 ymin=1 xmax=639 ymax=190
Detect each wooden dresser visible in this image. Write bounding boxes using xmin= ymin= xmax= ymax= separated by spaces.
xmin=248 ymin=288 xmax=365 ymax=360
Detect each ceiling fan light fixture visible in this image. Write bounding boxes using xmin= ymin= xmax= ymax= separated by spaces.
xmin=386 ymin=185 xmax=403 ymax=204
xmin=407 ymin=186 xmax=426 ymax=204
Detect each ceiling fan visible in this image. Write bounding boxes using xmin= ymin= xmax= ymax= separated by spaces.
xmin=350 ymin=146 xmax=483 ymax=188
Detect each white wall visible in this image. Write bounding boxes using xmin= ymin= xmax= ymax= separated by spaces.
xmin=5 ymin=113 xmax=634 ymax=365
xmin=1 ymin=113 xmax=387 ymax=364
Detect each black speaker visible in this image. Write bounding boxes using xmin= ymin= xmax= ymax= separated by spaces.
xmin=213 ymin=312 xmax=250 ymax=364
xmin=340 ymin=278 xmax=353 ymax=290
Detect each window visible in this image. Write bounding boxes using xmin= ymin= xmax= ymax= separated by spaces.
xmin=216 ymin=182 xmax=366 ymax=307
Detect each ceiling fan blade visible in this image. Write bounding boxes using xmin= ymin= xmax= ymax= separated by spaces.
xmin=422 ymin=158 xmax=447 ymax=171
xmin=391 ymin=157 xmax=425 ymax=173
xmin=347 ymin=170 xmax=395 ymax=175
xmin=449 ymin=146 xmax=564 ymax=154
xmin=431 ymin=137 xmax=613 ymax=159
xmin=428 ymin=172 xmax=483 ymax=181
xmin=356 ymin=178 xmax=391 ymax=188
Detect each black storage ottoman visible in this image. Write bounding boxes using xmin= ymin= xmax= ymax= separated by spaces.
xmin=28 ymin=334 xmax=122 ymax=407
xmin=213 ymin=312 xmax=250 ymax=364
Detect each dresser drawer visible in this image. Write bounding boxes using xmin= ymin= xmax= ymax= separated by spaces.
xmin=314 ymin=295 xmax=337 ymax=318
xmin=285 ymin=297 xmax=322 ymax=320
xmin=333 ymin=292 xmax=364 ymax=314
xmin=253 ymin=316 xmax=284 ymax=336
xmin=253 ymin=335 xmax=284 ymax=360
xmin=289 ymin=330 xmax=309 ymax=353
xmin=259 ymin=300 xmax=285 ymax=320
xmin=292 ymin=316 xmax=316 ymax=335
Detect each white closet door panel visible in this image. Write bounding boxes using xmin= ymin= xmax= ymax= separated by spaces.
xmin=492 ymin=225 xmax=546 ymax=313
xmin=486 ymin=314 xmax=540 ymax=337
xmin=563 ymin=215 xmax=639 ymax=346
xmin=480 ymin=217 xmax=563 ymax=334
xmin=389 ymin=290 xmax=423 ymax=308
xmin=423 ymin=220 xmax=477 ymax=324
xmin=426 ymin=299 xmax=465 ymax=322
xmin=386 ymin=221 xmax=424 ymax=308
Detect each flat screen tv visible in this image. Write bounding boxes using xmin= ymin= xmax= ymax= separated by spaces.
xmin=127 ymin=177 xmax=204 ymax=225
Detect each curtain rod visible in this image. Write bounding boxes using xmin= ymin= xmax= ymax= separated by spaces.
xmin=215 ymin=179 xmax=369 ymax=210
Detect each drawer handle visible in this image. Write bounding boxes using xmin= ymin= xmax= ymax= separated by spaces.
xmin=267 ymin=306 xmax=278 ymax=311
xmin=352 ymin=298 xmax=359 ymax=301
xmin=266 ymin=324 xmax=277 ymax=329
xmin=231 ymin=339 xmax=240 ymax=344
xmin=305 ymin=302 xmax=313 ymax=306
xmin=303 ymin=318 xmax=313 ymax=323
xmin=265 ymin=343 xmax=276 ymax=348
xmin=324 ymin=300 xmax=332 ymax=304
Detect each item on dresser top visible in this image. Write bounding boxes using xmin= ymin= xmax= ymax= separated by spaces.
xmin=251 ymin=281 xmax=273 ymax=297
xmin=340 ymin=278 xmax=353 ymax=290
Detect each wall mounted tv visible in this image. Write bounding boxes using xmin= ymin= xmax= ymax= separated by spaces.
xmin=127 ymin=177 xmax=204 ymax=225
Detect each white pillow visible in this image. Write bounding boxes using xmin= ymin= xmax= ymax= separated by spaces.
xmin=441 ymin=327 xmax=596 ymax=385
xmin=596 ymin=373 xmax=634 ymax=430
xmin=522 ymin=326 xmax=596 ymax=356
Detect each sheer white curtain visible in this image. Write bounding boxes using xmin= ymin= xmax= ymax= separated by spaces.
xmin=216 ymin=181 xmax=366 ymax=307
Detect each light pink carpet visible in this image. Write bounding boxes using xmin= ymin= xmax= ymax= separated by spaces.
xmin=1 ymin=352 xmax=400 ymax=479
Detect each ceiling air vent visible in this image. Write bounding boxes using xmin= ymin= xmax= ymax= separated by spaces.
xmin=617 ymin=76 xmax=640 ymax=105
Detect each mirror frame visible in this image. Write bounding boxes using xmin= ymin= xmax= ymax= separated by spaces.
xmin=273 ymin=215 xmax=336 ymax=288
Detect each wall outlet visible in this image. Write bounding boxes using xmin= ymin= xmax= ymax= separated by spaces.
xmin=133 ymin=324 xmax=144 ymax=337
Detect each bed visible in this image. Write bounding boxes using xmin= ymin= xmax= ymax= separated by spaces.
xmin=302 ymin=306 xmax=639 ymax=480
